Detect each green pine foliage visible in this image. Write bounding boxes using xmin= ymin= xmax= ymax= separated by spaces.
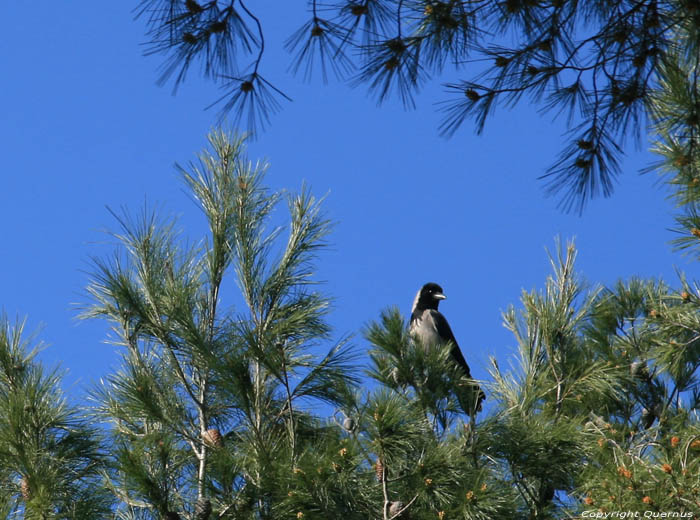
xmin=3 ymin=129 xmax=700 ymax=518
xmin=573 ymin=276 xmax=700 ymax=514
xmin=0 ymin=315 xmax=113 ymax=518
xmin=77 ymin=131 xmax=696 ymax=519
xmin=362 ymin=239 xmax=700 ymax=518
xmin=648 ymin=22 xmax=700 ymax=258
xmin=82 ymin=130 xmax=360 ymax=519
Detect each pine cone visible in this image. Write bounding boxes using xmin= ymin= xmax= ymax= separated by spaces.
xmin=203 ymin=428 xmax=223 ymax=448
xmin=195 ymin=497 xmax=212 ymax=520
xmin=375 ymin=459 xmax=384 ymax=481
xmin=20 ymin=476 xmax=31 ymax=501
xmin=185 ymin=0 xmax=203 ymax=13
xmin=351 ymin=4 xmax=368 ymax=16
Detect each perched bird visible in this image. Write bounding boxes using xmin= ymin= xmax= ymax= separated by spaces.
xmin=410 ymin=282 xmax=485 ymax=415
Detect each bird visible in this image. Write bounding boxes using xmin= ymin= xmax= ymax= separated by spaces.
xmin=409 ymin=282 xmax=485 ymax=415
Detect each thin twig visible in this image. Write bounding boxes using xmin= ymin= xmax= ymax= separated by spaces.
xmin=238 ymin=0 xmax=264 ymax=73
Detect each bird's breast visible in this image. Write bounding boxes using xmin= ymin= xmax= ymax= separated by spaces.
xmin=410 ymin=310 xmax=442 ymax=348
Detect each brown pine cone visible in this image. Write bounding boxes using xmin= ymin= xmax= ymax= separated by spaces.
xmin=375 ymin=459 xmax=384 ymax=481
xmin=20 ymin=476 xmax=31 ymax=501
xmin=202 ymin=428 xmax=223 ymax=448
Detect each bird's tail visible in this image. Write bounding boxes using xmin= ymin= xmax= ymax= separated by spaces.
xmin=456 ymin=381 xmax=485 ymax=417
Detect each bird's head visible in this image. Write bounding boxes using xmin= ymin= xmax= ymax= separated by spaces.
xmin=413 ymin=282 xmax=446 ymax=311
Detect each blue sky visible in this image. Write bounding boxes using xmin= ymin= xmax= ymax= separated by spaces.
xmin=0 ymin=3 xmax=690 ymax=408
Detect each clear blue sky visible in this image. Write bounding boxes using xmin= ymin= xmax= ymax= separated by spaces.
xmin=0 ymin=3 xmax=689 ymax=408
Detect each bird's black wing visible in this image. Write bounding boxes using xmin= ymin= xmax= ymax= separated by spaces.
xmin=428 ymin=309 xmax=473 ymax=378
xmin=427 ymin=309 xmax=485 ymax=415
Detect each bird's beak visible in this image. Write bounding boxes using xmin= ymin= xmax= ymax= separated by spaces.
xmin=434 ymin=293 xmax=446 ymax=300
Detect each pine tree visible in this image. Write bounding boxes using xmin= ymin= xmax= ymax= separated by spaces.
xmin=574 ymin=276 xmax=700 ymax=513
xmin=82 ymin=130 xmax=360 ymax=519
xmin=364 ymin=240 xmax=699 ymax=518
xmin=648 ymin=16 xmax=700 ymax=254
xmin=489 ymin=242 xmax=700 ymax=517
xmin=363 ymin=309 xmax=520 ymax=519
xmin=0 ymin=125 xmax=692 ymax=517
xmin=0 ymin=315 xmax=113 ymax=518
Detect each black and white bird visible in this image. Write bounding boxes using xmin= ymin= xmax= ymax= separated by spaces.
xmin=410 ymin=282 xmax=485 ymax=415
